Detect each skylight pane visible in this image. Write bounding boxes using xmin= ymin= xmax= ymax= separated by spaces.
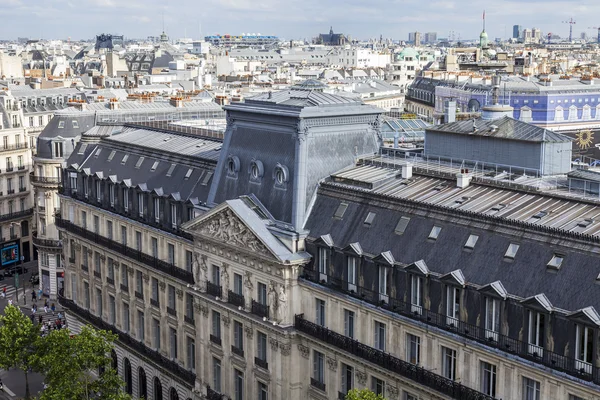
xmin=532 ymin=210 xmax=548 ymax=219
xmin=364 ymin=212 xmax=376 ymax=227
xmin=429 ymin=226 xmax=441 ymax=240
xmin=464 ymin=234 xmax=479 ymax=249
xmin=107 ymin=150 xmax=116 ymax=161
xmin=201 ymin=171 xmax=213 ymax=185
xmin=394 ymin=216 xmax=410 ymax=235
xmin=121 ymin=154 xmax=129 ymax=164
xmin=505 ymin=243 xmax=520 ymax=259
xmin=185 ymin=168 xmax=193 ymax=179
xmin=151 ymin=161 xmax=160 ymax=172
xmin=547 ymin=254 xmax=564 ymax=270
xmin=77 ymin=143 xmax=87 ymax=155
xmin=334 ymin=203 xmax=348 ymax=219
xmin=166 ymin=163 xmax=176 ymax=177
xmin=135 ymin=157 xmax=145 ymax=169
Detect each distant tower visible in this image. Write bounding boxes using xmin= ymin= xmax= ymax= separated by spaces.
xmin=480 ymin=10 xmax=489 ymax=49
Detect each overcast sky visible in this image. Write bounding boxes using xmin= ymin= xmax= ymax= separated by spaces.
xmin=1 ymin=0 xmax=600 ymax=42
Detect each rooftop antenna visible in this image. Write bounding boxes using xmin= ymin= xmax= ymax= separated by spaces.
xmin=562 ymin=17 xmax=576 ymax=42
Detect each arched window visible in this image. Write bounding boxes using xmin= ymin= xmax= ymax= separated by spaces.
xmin=154 ymin=377 xmax=163 ymax=400
xmin=595 ymin=104 xmax=600 ymax=120
xmin=138 ymin=367 xmax=147 ymax=399
xmin=169 ymin=387 xmax=179 ymax=400
xmin=123 ymin=358 xmax=132 ymax=395
xmin=568 ymin=105 xmax=578 ymax=121
xmin=582 ymin=104 xmax=592 ymax=120
xmin=554 ymin=106 xmax=564 ymax=122
xmin=519 ymin=106 xmax=532 ymax=123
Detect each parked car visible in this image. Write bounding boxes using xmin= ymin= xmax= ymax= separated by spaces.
xmin=3 ymin=265 xmax=28 ymax=277
xmin=29 ymin=273 xmax=39 ymax=285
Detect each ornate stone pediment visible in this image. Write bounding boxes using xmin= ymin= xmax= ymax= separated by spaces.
xmin=192 ymin=208 xmax=270 ymax=257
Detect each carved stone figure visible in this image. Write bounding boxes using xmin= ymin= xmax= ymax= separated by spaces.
xmin=243 ymin=271 xmax=253 ymax=311
xmin=278 ymin=285 xmax=287 ymax=324
xmin=192 ymin=254 xmax=201 ymax=285
xmin=220 ymin=264 xmax=229 ymax=302
xmin=198 ymin=209 xmax=268 ymax=255
xmin=267 ymin=281 xmax=277 ymax=320
xmin=195 ymin=254 xmax=208 ymax=292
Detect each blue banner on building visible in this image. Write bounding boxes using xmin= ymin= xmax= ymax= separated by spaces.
xmin=0 ymin=242 xmax=19 ymax=266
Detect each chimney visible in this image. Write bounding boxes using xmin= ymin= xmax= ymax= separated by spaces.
xmin=109 ymin=98 xmax=119 ymax=110
xmin=444 ymin=100 xmax=456 ymax=123
xmin=456 ymin=169 xmax=472 ymax=189
xmin=170 ymin=96 xmax=184 ymax=107
xmin=402 ymin=163 xmax=413 ymax=179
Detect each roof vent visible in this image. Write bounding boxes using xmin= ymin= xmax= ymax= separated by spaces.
xmin=490 ymin=124 xmax=498 ymax=133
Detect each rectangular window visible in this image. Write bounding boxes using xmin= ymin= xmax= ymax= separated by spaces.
xmin=480 ymin=361 xmax=496 ymax=397
xmin=505 ymin=243 xmax=519 ymax=259
xmin=185 ymin=293 xmax=194 ymax=321
xmin=121 ymin=225 xmax=127 ymax=246
xmin=138 ymin=193 xmax=145 ymax=217
xmin=137 ymin=310 xmax=145 ymax=341
xmin=153 ymin=318 xmax=161 ymax=350
xmin=374 ymin=321 xmax=386 ymax=351
xmin=257 ymin=331 xmax=267 ymax=361
xmin=95 ymin=288 xmax=102 ymax=316
xmin=233 ymin=320 xmax=244 ymax=352
xmin=122 ymin=302 xmax=130 ymax=332
xmin=106 ymin=220 xmax=113 ymax=240
xmin=212 ymin=311 xmax=221 ymax=339
xmin=151 ymin=278 xmax=159 ymax=303
xmin=168 ymin=243 xmax=175 ymax=265
xmin=315 ymin=298 xmax=326 ymax=326
xmin=429 ymin=225 xmax=441 ymax=240
xmin=121 ymin=264 xmax=128 ymax=288
xmin=109 ymin=185 xmax=115 ymax=207
xmin=187 ymin=336 xmax=195 ymax=370
xmin=378 ymin=266 xmax=388 ymax=302
xmin=575 ymin=324 xmax=594 ymax=373
xmin=171 ymin=203 xmax=178 ymax=229
xmin=442 ymin=347 xmax=456 ymax=380
xmin=406 ymin=333 xmax=420 ymax=365
xmin=528 ymin=311 xmax=545 ymax=356
xmin=212 ymin=265 xmax=221 ymax=286
xmin=135 ymin=231 xmax=142 ymax=252
xmin=410 ymin=275 xmax=422 ymax=314
xmin=341 ymin=364 xmax=354 ymax=394
xmin=136 ymin=271 xmax=143 ymax=296
xmin=81 ymin=210 xmax=87 ymax=229
xmin=257 ymin=282 xmax=267 ymax=305
xmin=234 ymin=369 xmax=243 ymax=400
xmin=151 ymin=237 xmax=158 ymax=258
xmin=185 ymin=250 xmax=193 ymax=273
xmin=108 ymin=295 xmax=115 ymax=324
xmin=258 ymin=382 xmax=268 ymax=400
xmin=94 ymin=252 xmax=101 ymax=274
xmin=154 ymin=198 xmax=161 ymax=222
xmin=96 ymin=180 xmax=101 ymax=202
xmin=347 ymin=256 xmax=357 ymax=291
xmin=485 ymin=297 xmax=500 ymax=341
xmin=446 ymin=286 xmax=460 ymax=326
xmin=107 ymin=258 xmax=115 ymax=281
xmin=233 ymin=273 xmax=243 ymax=295
xmin=169 ymin=327 xmax=177 ymax=359
xmin=464 ymin=234 xmax=479 ymax=249
xmin=168 ymin=285 xmax=176 ymax=310
xmin=371 ymin=377 xmax=385 ymax=397
xmin=523 ymin=377 xmax=540 ymax=400
xmin=123 ymin=189 xmax=129 ymax=211
xmin=344 ymin=309 xmax=355 ymax=339
xmin=212 ymin=358 xmax=221 ymax=392
xmin=93 ymin=215 xmax=99 ymax=234
xmin=318 ymin=247 xmax=329 ymax=281
xmin=313 ymin=350 xmax=325 ymax=385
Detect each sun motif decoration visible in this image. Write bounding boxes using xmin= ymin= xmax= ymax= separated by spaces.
xmin=576 ymin=129 xmax=594 ymax=150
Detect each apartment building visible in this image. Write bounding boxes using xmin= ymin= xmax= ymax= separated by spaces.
xmin=56 ymin=84 xmax=600 ymax=400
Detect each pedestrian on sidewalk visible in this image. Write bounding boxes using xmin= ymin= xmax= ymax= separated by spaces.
xmin=44 ymin=304 xmax=48 ymax=313
xmin=51 ymin=303 xmax=56 ymax=314
xmin=1 ymin=287 xmax=5 ymax=299
xmin=44 ymin=299 xmax=48 ymax=308
xmin=57 ymin=312 xmax=63 ymax=320
xmin=8 ymin=298 xmax=13 ymax=306
xmin=38 ymin=288 xmax=43 ymax=299
xmin=38 ymin=315 xmax=43 ymax=325
xmin=31 ymin=290 xmax=36 ymax=302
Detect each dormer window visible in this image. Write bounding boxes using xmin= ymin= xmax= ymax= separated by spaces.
xmin=347 ymin=256 xmax=357 ymax=292
xmin=53 ymin=142 xmax=63 ymax=158
xmin=410 ymin=275 xmax=422 ymax=315
xmin=154 ymin=198 xmax=161 ymax=223
xmin=575 ymin=324 xmax=593 ymax=374
xmin=318 ymin=248 xmax=329 ymax=282
xmin=138 ymin=193 xmax=145 ymax=217
xmin=446 ymin=286 xmax=460 ymax=327
xmin=484 ymin=297 xmax=500 ymax=341
xmin=109 ymin=184 xmax=115 ymax=207
xmin=123 ymin=188 xmax=129 ymax=211
xmin=95 ymin=180 xmax=102 ymax=203
xmin=527 ymin=310 xmax=545 ymax=357
xmin=171 ymin=203 xmax=178 ymax=229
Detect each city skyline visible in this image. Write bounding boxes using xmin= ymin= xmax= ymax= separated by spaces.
xmin=0 ymin=0 xmax=599 ymax=42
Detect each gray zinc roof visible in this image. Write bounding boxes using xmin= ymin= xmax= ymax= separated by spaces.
xmin=429 ymin=116 xmax=572 ymax=143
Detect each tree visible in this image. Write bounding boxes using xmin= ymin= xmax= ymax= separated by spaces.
xmin=0 ymin=305 xmax=41 ymax=399
xmin=33 ymin=324 xmax=132 ymax=400
xmin=345 ymin=388 xmax=387 ymax=400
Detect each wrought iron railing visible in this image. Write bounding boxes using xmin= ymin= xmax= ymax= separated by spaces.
xmin=302 ymin=269 xmax=600 ymax=386
xmin=296 ymin=314 xmax=494 ymax=400
xmin=0 ymin=142 xmax=28 ymax=153
xmin=206 ymin=282 xmax=222 ymax=298
xmin=32 ymin=235 xmax=62 ymax=248
xmin=206 ymin=386 xmax=224 ymax=400
xmin=231 ymin=345 xmax=244 ymax=358
xmin=227 ymin=290 xmax=245 ymax=308
xmin=0 ymin=208 xmax=33 ymax=224
xmin=210 ymin=335 xmax=222 ymax=346
xmin=55 ymin=216 xmax=194 ymax=284
xmin=251 ymin=300 xmax=269 ymax=319
xmin=254 ymin=357 xmax=268 ymax=370
xmin=58 ymin=295 xmax=196 ymax=386
xmin=310 ymin=377 xmax=326 ymax=392
xmin=30 ymin=174 xmax=61 ymax=185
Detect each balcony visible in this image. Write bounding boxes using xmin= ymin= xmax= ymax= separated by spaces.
xmin=209 ymin=335 xmax=222 ymax=346
xmin=120 ymin=284 xmax=128 ymax=292
xmin=0 ymin=142 xmax=28 ymax=153
xmin=33 ymin=235 xmax=62 ymax=249
xmin=93 ymin=270 xmax=102 ymax=279
xmin=254 ymin=357 xmax=268 ymax=370
xmin=6 ymin=167 xmax=13 ymax=172
xmin=296 ymin=314 xmax=494 ymax=400
xmin=58 ymin=295 xmax=196 ymax=386
xmin=206 ymin=282 xmax=222 ymax=298
xmin=167 ymin=307 xmax=176 ymax=317
xmin=55 ymin=216 xmax=194 ymax=284
xmin=0 ymin=208 xmax=33 ymax=224
xmin=184 ymin=315 xmax=194 ymax=325
xmin=81 ymin=264 xmax=88 ymax=272
xmin=310 ymin=378 xmax=326 ymax=392
xmin=227 ymin=290 xmax=245 ymax=308
xmin=17 ymin=166 xmax=25 ymax=171
xmin=19 ymin=186 xmax=26 ymax=192
xmin=206 ymin=387 xmax=224 ymax=400
xmin=251 ymin=300 xmax=269 ymax=319
xmin=302 ymin=269 xmax=600 ymax=387
xmin=231 ymin=345 xmax=244 ymax=358
xmin=106 ymin=277 xmax=115 ymax=286
xmin=10 ymin=234 xmax=18 ymax=240
xmin=150 ymin=298 xmax=159 ymax=308
xmin=7 ymin=189 xmax=14 ymax=195
xmin=30 ymin=174 xmax=62 ymax=185
xmin=135 ymin=291 xmax=143 ymax=300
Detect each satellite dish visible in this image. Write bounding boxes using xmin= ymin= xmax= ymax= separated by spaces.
xmin=468 ymin=99 xmax=481 ymax=112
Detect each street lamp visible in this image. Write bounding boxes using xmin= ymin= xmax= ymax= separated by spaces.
xmin=9 ymin=222 xmax=26 ymax=305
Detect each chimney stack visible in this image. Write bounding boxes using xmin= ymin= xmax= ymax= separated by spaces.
xmin=445 ymin=100 xmax=456 ymax=123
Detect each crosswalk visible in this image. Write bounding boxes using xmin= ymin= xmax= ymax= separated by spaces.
xmin=0 ymin=283 xmax=63 ymax=327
